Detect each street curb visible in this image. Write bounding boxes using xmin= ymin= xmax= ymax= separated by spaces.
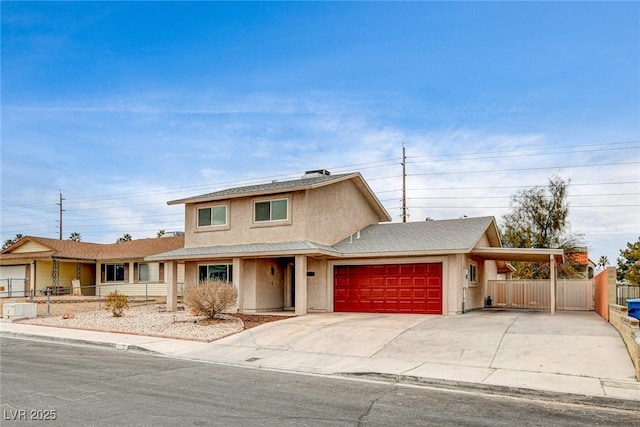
xmin=0 ymin=331 xmax=159 ymax=355
xmin=3 ymin=331 xmax=638 ymax=411
xmin=339 ymin=372 xmax=640 ymax=412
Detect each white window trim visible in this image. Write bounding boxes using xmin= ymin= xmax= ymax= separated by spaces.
xmin=196 ymin=203 xmax=230 ymax=231
xmin=252 ymin=196 xmax=292 ymax=226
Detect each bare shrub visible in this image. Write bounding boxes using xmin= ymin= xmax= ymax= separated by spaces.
xmin=184 ymin=279 xmax=238 ymax=319
xmin=104 ymin=291 xmax=129 ymax=317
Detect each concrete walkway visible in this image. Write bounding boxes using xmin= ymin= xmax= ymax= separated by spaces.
xmin=2 ymin=310 xmax=639 ymax=405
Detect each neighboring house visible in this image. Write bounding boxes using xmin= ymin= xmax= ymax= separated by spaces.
xmin=568 ymin=250 xmax=596 ymax=279
xmin=0 ymin=235 xmax=184 ymax=298
xmin=149 ymin=170 xmax=563 ymax=315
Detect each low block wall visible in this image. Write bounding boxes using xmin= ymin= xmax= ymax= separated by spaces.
xmin=609 ymin=304 xmax=640 ymax=381
xmin=594 ymin=267 xmax=615 ymax=320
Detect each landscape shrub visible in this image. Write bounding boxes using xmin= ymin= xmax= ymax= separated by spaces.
xmin=104 ymin=290 xmax=129 ymax=317
xmin=184 ymin=279 xmax=237 ymax=319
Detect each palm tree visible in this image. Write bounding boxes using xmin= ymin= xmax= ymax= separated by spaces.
xmin=69 ymin=232 xmax=82 ymax=241
xmin=597 ymin=255 xmax=609 ymax=270
xmin=116 ymin=233 xmax=133 ymax=243
xmin=2 ymin=233 xmax=23 ymax=249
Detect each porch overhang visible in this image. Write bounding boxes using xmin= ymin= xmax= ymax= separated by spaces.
xmin=472 ymin=247 xmax=564 ymax=316
xmin=471 ymin=247 xmax=564 ymax=264
xmin=145 ymin=241 xmax=339 ymax=262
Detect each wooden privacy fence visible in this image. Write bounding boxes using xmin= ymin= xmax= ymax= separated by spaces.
xmin=486 ymin=279 xmax=594 ymax=311
xmin=617 ymin=284 xmax=640 ymax=305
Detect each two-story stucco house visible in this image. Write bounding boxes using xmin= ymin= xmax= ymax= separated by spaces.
xmin=149 ymin=170 xmax=563 ymax=316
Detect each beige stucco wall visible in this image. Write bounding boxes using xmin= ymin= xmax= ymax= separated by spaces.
xmin=307 ymin=257 xmax=329 ymax=312
xmin=184 ymin=179 xmax=382 ymax=248
xmin=446 ymin=254 xmax=464 ymax=315
xmin=240 ymin=260 xmax=257 ymax=311
xmin=304 ymin=180 xmax=381 ymax=245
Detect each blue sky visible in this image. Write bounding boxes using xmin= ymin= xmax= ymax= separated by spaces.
xmin=1 ymin=1 xmax=639 ymax=266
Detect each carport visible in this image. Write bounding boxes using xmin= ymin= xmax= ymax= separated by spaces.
xmin=470 ymin=247 xmax=564 ymax=315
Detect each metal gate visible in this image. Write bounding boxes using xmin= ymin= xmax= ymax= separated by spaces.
xmin=487 ymin=279 xmax=594 ymax=311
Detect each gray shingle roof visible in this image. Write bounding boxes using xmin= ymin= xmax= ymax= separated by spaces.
xmin=168 ymin=173 xmax=356 ymax=205
xmin=147 ymin=217 xmax=498 ymax=260
xmin=146 ymin=241 xmax=338 ymax=260
xmin=333 ymin=216 xmax=497 ymax=254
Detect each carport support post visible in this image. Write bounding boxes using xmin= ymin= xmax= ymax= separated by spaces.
xmin=294 ymin=255 xmax=307 ymax=316
xmin=550 ymin=254 xmax=556 ymax=316
xmin=166 ymin=261 xmax=178 ymax=312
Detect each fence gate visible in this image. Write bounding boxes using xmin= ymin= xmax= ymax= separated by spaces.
xmin=487 ymin=279 xmax=594 ymax=311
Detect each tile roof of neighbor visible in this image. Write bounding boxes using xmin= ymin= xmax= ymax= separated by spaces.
xmin=147 ymin=217 xmax=497 ymax=260
xmin=168 ymin=172 xmax=357 ymax=205
xmin=0 ymin=236 xmax=185 ymax=261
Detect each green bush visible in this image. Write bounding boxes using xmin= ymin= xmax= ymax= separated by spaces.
xmin=104 ymin=291 xmax=129 ymax=317
xmin=184 ymin=279 xmax=237 ymax=319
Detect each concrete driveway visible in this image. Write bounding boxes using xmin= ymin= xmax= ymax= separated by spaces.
xmin=201 ymin=310 xmax=639 ymax=400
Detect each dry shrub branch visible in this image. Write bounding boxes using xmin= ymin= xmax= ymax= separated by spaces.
xmin=104 ymin=291 xmax=129 ymax=317
xmin=184 ymin=279 xmax=237 ymax=319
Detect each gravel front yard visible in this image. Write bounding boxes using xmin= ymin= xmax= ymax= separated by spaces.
xmin=13 ymin=299 xmax=289 ymax=342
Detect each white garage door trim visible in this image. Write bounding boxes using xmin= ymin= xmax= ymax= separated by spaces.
xmin=0 ymin=265 xmax=27 ymax=298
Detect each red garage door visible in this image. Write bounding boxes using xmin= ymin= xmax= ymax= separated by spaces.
xmin=334 ymin=263 xmax=442 ymax=314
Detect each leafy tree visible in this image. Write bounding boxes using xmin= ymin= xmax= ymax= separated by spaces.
xmin=617 ymin=237 xmax=640 ymax=285
xmin=116 ymin=233 xmax=132 ymax=243
xmin=500 ymin=176 xmax=585 ymax=279
xmin=68 ymin=231 xmax=82 ymax=242
xmin=2 ymin=233 xmax=23 ymax=250
xmin=156 ymin=229 xmax=166 ymax=237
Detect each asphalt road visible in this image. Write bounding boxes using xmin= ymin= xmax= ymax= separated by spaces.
xmin=1 ymin=337 xmax=638 ymax=426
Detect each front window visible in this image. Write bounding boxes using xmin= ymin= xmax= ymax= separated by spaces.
xmin=105 ymin=264 xmax=125 ymax=282
xmin=137 ymin=262 xmax=160 ymax=282
xmin=198 ymin=264 xmax=233 ymax=283
xmin=254 ymin=199 xmax=288 ymax=222
xmin=198 ymin=205 xmax=227 ymax=227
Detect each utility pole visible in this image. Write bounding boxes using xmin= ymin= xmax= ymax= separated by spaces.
xmin=401 ymin=144 xmax=407 ymax=223
xmin=57 ymin=190 xmax=65 ymax=240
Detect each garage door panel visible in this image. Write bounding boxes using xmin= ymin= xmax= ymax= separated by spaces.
xmin=334 ymin=263 xmax=442 ymax=314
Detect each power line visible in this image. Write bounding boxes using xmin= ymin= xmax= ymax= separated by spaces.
xmin=410 ymin=161 xmax=639 ymax=177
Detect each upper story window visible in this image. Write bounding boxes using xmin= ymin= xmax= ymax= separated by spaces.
xmin=254 ymin=198 xmax=288 ymax=222
xmin=198 ymin=205 xmax=227 ymax=228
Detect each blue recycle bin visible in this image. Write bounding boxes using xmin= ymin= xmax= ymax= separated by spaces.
xmin=627 ymin=298 xmax=640 ymax=321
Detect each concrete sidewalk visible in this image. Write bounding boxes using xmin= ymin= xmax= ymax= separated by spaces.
xmin=2 ymin=310 xmax=639 ymax=406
